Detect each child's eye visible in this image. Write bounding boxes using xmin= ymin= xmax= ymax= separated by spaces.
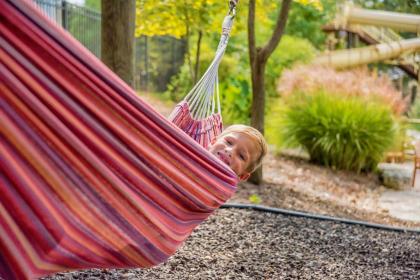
xmin=239 ymin=154 xmax=246 ymax=161
xmin=225 ymin=140 xmax=232 ymax=145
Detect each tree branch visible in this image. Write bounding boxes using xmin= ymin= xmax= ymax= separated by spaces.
xmin=248 ymin=0 xmax=256 ymax=66
xmin=193 ymin=30 xmax=203 ymax=83
xmin=260 ymin=0 xmax=292 ymax=63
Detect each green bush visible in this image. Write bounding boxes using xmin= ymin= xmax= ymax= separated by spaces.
xmin=265 ymin=97 xmax=287 ymax=150
xmin=166 ymin=62 xmax=193 ymax=102
xmin=408 ymin=98 xmax=420 ymax=131
xmin=280 ymin=91 xmax=398 ymax=172
xmin=285 ymin=0 xmax=336 ymax=49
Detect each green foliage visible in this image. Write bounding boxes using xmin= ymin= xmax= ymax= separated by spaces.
xmin=265 ymin=98 xmax=287 ymax=149
xmin=219 ymin=69 xmax=252 ymax=125
xmin=281 ymin=91 xmax=397 ymax=172
xmin=409 ymin=98 xmax=420 ymax=119
xmin=166 ymin=40 xmax=252 ymax=125
xmin=166 ymin=34 xmax=315 ymax=125
xmin=138 ymin=0 xmax=324 ymax=126
xmin=85 ymin=0 xmax=100 ymax=11
xmin=286 ymin=0 xmax=336 ymax=48
xmin=386 ymin=120 xmax=408 ymax=154
xmin=136 ymin=0 xmax=225 ymax=38
xmin=266 ymin=35 xmax=315 ymax=98
xmin=166 ymin=62 xmax=193 ymax=102
xmin=408 ymin=98 xmax=420 ymax=131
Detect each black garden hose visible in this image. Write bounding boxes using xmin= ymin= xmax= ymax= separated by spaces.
xmin=221 ymin=203 xmax=420 ymax=234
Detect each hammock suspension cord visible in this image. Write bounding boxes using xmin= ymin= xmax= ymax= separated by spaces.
xmin=169 ymin=0 xmax=238 ymax=148
xmin=178 ymin=2 xmax=236 ymax=119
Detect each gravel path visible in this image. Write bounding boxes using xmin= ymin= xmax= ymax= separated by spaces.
xmin=45 ymin=208 xmax=420 ymax=280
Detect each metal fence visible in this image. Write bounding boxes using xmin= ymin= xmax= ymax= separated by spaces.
xmin=136 ymin=36 xmax=186 ymax=92
xmin=33 ymin=0 xmax=186 ymax=92
xmin=33 ymin=0 xmax=101 ymax=57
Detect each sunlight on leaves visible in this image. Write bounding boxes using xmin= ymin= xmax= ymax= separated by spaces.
xmin=294 ymin=0 xmax=323 ymax=11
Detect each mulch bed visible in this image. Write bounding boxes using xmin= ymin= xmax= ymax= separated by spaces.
xmin=45 ymin=208 xmax=420 ymax=280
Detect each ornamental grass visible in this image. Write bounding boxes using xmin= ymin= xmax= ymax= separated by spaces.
xmin=276 ymin=65 xmax=405 ymax=172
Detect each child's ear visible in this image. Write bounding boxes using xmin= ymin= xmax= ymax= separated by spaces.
xmin=239 ymin=172 xmax=250 ymax=181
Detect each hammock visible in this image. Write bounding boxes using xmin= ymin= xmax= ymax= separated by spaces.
xmin=169 ymin=1 xmax=237 ymax=148
xmin=0 ymin=0 xmax=238 ymax=279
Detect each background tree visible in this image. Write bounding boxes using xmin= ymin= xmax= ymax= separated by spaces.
xmin=101 ymin=0 xmax=136 ymax=87
xmin=286 ymin=0 xmax=335 ymax=48
xmin=247 ymin=0 xmax=292 ymax=184
xmin=136 ymin=0 xmax=226 ymax=83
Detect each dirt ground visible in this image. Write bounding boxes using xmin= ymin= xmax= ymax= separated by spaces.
xmin=230 ymin=152 xmax=420 ymax=229
xmin=143 ymin=93 xmax=420 ymax=229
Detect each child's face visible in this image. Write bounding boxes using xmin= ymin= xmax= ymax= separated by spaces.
xmin=208 ymin=132 xmax=260 ymax=181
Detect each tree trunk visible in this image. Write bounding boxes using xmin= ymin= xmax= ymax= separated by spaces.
xmin=185 ymin=27 xmax=194 ymax=81
xmin=248 ymin=59 xmax=266 ymax=184
xmin=251 ymin=59 xmax=266 ymax=135
xmin=193 ymin=30 xmax=203 ymax=84
xmin=182 ymin=2 xmax=194 ymax=82
xmin=247 ymin=0 xmax=292 ymax=185
xmin=101 ymin=0 xmax=136 ymax=87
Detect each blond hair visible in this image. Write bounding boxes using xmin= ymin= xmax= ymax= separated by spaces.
xmin=220 ymin=125 xmax=267 ymax=173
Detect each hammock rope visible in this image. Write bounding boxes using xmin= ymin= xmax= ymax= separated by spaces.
xmin=169 ymin=0 xmax=238 ymax=148
xmin=0 ymin=1 xmax=238 ymax=279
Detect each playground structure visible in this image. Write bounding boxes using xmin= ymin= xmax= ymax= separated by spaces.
xmin=314 ymin=2 xmax=420 ymax=101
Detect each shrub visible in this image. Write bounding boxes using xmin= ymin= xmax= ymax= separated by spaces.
xmin=281 ymin=91 xmax=397 ymax=172
xmin=408 ymin=97 xmax=420 ymax=131
xmin=166 ymin=62 xmax=193 ymax=102
xmin=278 ymin=65 xmax=409 ymax=115
xmin=265 ymin=97 xmax=287 ymax=150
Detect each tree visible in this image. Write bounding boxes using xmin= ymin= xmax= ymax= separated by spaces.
xmin=136 ymin=0 xmax=225 ymax=84
xmin=247 ymin=0 xmax=292 ymax=184
xmin=286 ymin=0 xmax=335 ymax=48
xmin=101 ymin=0 xmax=136 ymax=87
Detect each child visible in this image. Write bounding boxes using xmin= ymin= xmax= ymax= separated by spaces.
xmin=208 ymin=125 xmax=267 ymax=181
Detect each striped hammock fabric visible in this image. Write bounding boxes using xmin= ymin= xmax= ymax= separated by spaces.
xmin=0 ymin=1 xmax=238 ymax=279
xmin=169 ymin=101 xmax=223 ymax=149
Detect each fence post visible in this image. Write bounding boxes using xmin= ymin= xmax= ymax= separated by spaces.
xmin=62 ymin=1 xmax=68 ymax=30
xmin=144 ymin=36 xmax=149 ymax=91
